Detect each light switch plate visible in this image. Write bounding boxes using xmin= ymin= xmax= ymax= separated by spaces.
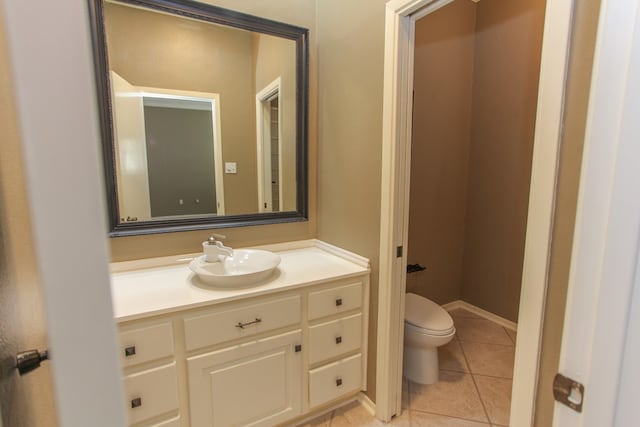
xmin=224 ymin=162 xmax=237 ymax=174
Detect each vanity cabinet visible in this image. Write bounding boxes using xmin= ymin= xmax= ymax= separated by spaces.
xmin=111 ymin=240 xmax=370 ymax=427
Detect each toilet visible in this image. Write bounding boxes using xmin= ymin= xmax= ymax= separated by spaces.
xmin=403 ymin=292 xmax=456 ymax=384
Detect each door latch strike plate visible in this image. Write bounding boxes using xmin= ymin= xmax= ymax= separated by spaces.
xmin=553 ymin=373 xmax=584 ymax=413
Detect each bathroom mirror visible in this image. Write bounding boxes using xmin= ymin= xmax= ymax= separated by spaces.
xmin=88 ymin=0 xmax=309 ymax=236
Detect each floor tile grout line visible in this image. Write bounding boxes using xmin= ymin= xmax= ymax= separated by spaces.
xmin=455 ymin=336 xmax=471 ymax=372
xmin=458 ymin=340 xmax=515 ymax=348
xmin=438 ymin=367 xmax=514 ymax=381
xmin=503 ymin=326 xmax=516 ymax=345
xmin=459 ymin=333 xmax=493 ymax=425
xmin=409 ymin=408 xmax=492 ymax=425
xmin=458 ymin=338 xmax=514 ymax=347
xmin=472 ymin=372 xmax=514 ymax=381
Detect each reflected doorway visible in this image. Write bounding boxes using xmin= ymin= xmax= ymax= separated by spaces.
xmin=257 ymin=78 xmax=283 ymax=213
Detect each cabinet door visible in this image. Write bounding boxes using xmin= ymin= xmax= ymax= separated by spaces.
xmin=187 ymin=330 xmax=302 ymax=427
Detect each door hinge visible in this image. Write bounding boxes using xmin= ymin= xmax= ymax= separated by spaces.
xmin=553 ymin=373 xmax=584 ymax=412
xmin=396 ymin=246 xmax=403 ymax=258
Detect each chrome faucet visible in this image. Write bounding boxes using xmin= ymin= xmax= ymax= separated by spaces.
xmin=203 ymin=234 xmax=234 ymax=262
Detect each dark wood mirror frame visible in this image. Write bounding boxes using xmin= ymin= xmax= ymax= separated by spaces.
xmin=87 ymin=0 xmax=309 ymax=237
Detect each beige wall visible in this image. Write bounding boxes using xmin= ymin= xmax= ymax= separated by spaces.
xmin=105 ymin=3 xmax=258 ymax=215
xmin=109 ymin=0 xmax=317 ymax=261
xmin=407 ymin=1 xmax=476 ymax=304
xmin=533 ymin=0 xmax=601 ymax=423
xmin=316 ymin=0 xmax=387 ymax=402
xmin=0 ymin=2 xmax=58 ymax=424
xmin=460 ymin=0 xmax=546 ymax=322
xmin=409 ymin=0 xmax=545 ymax=323
xmin=252 ymin=33 xmax=297 ymax=211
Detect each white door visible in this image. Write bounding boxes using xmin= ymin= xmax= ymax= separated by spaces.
xmin=553 ymin=0 xmax=640 ymax=425
xmin=2 ymin=1 xmax=126 ymax=426
xmin=110 ymin=71 xmax=152 ymax=222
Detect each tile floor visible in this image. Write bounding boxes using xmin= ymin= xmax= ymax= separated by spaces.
xmin=299 ymin=308 xmax=517 ymax=426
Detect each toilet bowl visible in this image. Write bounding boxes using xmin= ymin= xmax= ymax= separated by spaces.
xmin=403 ymin=293 xmax=455 ymax=384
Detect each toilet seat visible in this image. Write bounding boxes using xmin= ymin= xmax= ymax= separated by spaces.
xmin=405 ymin=293 xmax=455 ymax=336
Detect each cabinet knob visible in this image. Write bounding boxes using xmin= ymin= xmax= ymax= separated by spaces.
xmin=336 ymin=378 xmax=343 ymax=387
xmin=335 ymin=336 xmax=342 ymax=344
xmin=131 ymin=397 xmax=142 ymax=408
xmin=124 ymin=346 xmax=136 ymax=357
xmin=335 ymin=298 xmax=343 ymax=307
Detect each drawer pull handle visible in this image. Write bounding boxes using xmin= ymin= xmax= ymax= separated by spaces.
xmin=336 ymin=378 xmax=343 ymax=387
xmin=236 ymin=318 xmax=262 ymax=329
xmin=335 ymin=336 xmax=342 ymax=344
xmin=335 ymin=298 xmax=343 ymax=307
xmin=131 ymin=397 xmax=142 ymax=408
xmin=124 ymin=346 xmax=136 ymax=357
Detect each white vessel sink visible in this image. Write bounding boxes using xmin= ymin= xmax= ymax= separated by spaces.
xmin=189 ymin=249 xmax=281 ymax=287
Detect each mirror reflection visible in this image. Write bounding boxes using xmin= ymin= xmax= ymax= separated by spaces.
xmin=110 ymin=74 xmax=224 ymax=221
xmin=92 ymin=0 xmax=308 ymax=235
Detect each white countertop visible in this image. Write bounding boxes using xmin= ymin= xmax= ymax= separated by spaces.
xmin=110 ymin=240 xmax=370 ymax=322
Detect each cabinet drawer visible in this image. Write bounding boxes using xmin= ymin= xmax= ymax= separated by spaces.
xmin=308 ymin=313 xmax=362 ymax=365
xmin=119 ymin=322 xmax=174 ymax=368
xmin=308 ymin=282 xmax=362 ymax=320
xmin=184 ymin=294 xmax=301 ymax=351
xmin=123 ymin=362 xmax=179 ymax=425
xmin=309 ymin=353 xmax=362 ymax=408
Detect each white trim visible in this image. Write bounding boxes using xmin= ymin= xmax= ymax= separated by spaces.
xmin=377 ymin=0 xmax=574 ymax=423
xmin=286 ymin=394 xmax=362 ymax=425
xmin=509 ymin=1 xmax=575 ymax=424
xmin=442 ymin=300 xmax=518 ymax=331
xmin=256 ymin=77 xmax=284 ymax=213
xmin=136 ymin=85 xmax=225 ymax=215
xmin=314 ymin=240 xmax=372 ymax=269
xmin=377 ymin=1 xmax=427 ymax=421
xmin=356 ymin=391 xmax=377 ymax=416
xmin=554 ymin=0 xmax=640 ymax=424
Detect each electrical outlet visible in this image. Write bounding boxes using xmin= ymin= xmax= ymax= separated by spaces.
xmin=225 ymin=162 xmax=237 ymax=174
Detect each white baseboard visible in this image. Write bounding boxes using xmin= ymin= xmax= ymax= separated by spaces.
xmin=356 ymin=391 xmax=376 ymax=416
xmin=442 ymin=300 xmax=518 ymax=331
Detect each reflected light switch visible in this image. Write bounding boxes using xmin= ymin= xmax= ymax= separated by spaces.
xmin=225 ymin=162 xmax=237 ymax=174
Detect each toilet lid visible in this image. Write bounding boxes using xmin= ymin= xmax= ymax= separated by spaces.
xmin=405 ymin=293 xmax=454 ymax=335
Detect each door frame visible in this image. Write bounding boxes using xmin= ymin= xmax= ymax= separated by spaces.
xmin=136 ymin=85 xmax=226 ymax=216
xmin=376 ymin=0 xmax=575 ymax=423
xmin=256 ymin=77 xmax=284 ymax=213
